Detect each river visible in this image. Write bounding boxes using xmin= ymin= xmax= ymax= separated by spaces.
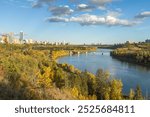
xmin=58 ymin=49 xmax=150 ymax=98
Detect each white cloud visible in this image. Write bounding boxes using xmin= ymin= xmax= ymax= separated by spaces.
xmin=135 ymin=11 xmax=150 ymax=19
xmin=47 ymin=14 xmax=136 ymax=26
xmin=32 ymin=0 xmax=114 ymax=10
xmin=89 ymin=0 xmax=114 ymax=10
xmin=49 ymin=5 xmax=74 ymax=16
xmin=70 ymin=14 xmax=106 ymax=25
xmin=46 ymin=17 xmax=69 ymax=22
xmin=90 ymin=0 xmax=113 ymax=6
xmin=106 ymin=10 xmax=122 ymax=17
xmin=31 ymin=0 xmax=142 ymax=27
xmin=105 ymin=16 xmax=134 ymax=26
xmin=32 ymin=0 xmax=54 ymax=8
xmin=77 ymin=4 xmax=95 ymax=12
xmin=32 ymin=2 xmax=42 ymax=8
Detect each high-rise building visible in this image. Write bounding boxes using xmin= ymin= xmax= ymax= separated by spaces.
xmin=19 ymin=31 xmax=24 ymax=41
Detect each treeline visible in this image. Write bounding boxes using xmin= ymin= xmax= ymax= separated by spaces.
xmin=0 ymin=44 xmax=143 ymax=100
xmin=34 ymin=44 xmax=97 ymax=60
xmin=33 ymin=44 xmax=96 ymax=51
xmin=110 ymin=43 xmax=150 ymax=67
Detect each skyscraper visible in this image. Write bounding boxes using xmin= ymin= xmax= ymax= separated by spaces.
xmin=19 ymin=31 xmax=24 ymax=41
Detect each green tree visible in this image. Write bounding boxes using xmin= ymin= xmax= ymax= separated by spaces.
xmin=95 ymin=69 xmax=110 ymax=100
xmin=54 ymin=68 xmax=65 ymax=88
xmin=134 ymin=85 xmax=143 ymax=100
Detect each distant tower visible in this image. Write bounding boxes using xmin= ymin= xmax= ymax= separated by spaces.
xmin=19 ymin=31 xmax=24 ymax=42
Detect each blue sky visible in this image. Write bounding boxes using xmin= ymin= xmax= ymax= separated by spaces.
xmin=0 ymin=0 xmax=150 ymax=44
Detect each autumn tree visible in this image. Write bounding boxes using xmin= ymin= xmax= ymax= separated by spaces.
xmin=95 ymin=69 xmax=111 ymax=100
xmin=110 ymin=79 xmax=123 ymax=100
xmin=134 ymin=85 xmax=143 ymax=100
xmin=129 ymin=88 xmax=135 ymax=100
xmin=54 ymin=68 xmax=66 ymax=88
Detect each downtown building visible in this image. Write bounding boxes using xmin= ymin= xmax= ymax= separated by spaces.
xmin=0 ymin=31 xmax=33 ymax=44
xmin=145 ymin=39 xmax=150 ymax=43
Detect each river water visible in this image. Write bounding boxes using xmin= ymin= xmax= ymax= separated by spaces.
xmin=58 ymin=49 xmax=150 ymax=97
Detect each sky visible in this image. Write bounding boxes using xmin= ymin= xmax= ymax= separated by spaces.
xmin=0 ymin=0 xmax=150 ymax=44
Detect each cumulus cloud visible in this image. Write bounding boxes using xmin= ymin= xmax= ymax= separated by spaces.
xmin=31 ymin=0 xmax=115 ymax=14
xmin=90 ymin=0 xmax=113 ymax=5
xmin=49 ymin=5 xmax=74 ymax=16
xmin=77 ymin=4 xmax=95 ymax=12
xmin=32 ymin=0 xmax=54 ymax=8
xmin=107 ymin=11 xmax=121 ymax=17
xmin=32 ymin=2 xmax=42 ymax=8
xmin=30 ymin=0 xmax=142 ymax=27
xmin=90 ymin=0 xmax=113 ymax=10
xmin=135 ymin=11 xmax=150 ymax=19
xmin=46 ymin=14 xmax=136 ymax=26
xmin=32 ymin=0 xmax=113 ymax=9
xmin=46 ymin=17 xmax=69 ymax=22
xmin=70 ymin=14 xmax=105 ymax=25
xmin=105 ymin=16 xmax=135 ymax=26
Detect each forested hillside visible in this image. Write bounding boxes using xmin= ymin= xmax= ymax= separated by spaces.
xmin=111 ymin=43 xmax=150 ymax=67
xmin=0 ymin=44 xmax=143 ymax=100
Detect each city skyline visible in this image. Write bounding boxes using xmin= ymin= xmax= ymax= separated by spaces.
xmin=0 ymin=0 xmax=150 ymax=44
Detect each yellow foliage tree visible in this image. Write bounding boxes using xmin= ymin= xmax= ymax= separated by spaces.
xmin=110 ymin=80 xmax=123 ymax=100
xmin=37 ymin=67 xmax=54 ymax=88
xmin=71 ymin=87 xmax=79 ymax=98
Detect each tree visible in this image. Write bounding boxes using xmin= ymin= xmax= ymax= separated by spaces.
xmin=95 ymin=69 xmax=110 ymax=100
xmin=129 ymin=88 xmax=135 ymax=100
xmin=87 ymin=76 xmax=96 ymax=96
xmin=110 ymin=79 xmax=123 ymax=100
xmin=37 ymin=66 xmax=54 ymax=88
xmin=5 ymin=62 xmax=21 ymax=90
xmin=134 ymin=85 xmax=143 ymax=100
xmin=71 ymin=87 xmax=79 ymax=98
xmin=54 ymin=68 xmax=65 ymax=89
xmin=96 ymin=69 xmax=110 ymax=81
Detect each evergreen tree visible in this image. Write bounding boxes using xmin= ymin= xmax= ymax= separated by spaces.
xmin=134 ymin=85 xmax=143 ymax=100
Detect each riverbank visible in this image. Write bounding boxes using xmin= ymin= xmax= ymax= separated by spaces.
xmin=50 ymin=47 xmax=97 ymax=60
xmin=110 ymin=45 xmax=150 ymax=67
xmin=58 ymin=48 xmax=150 ymax=99
xmin=0 ymin=44 xmax=145 ymax=100
xmin=0 ymin=44 xmax=97 ymax=100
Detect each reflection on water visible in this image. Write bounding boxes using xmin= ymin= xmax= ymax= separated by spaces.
xmin=58 ymin=49 xmax=150 ymax=97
